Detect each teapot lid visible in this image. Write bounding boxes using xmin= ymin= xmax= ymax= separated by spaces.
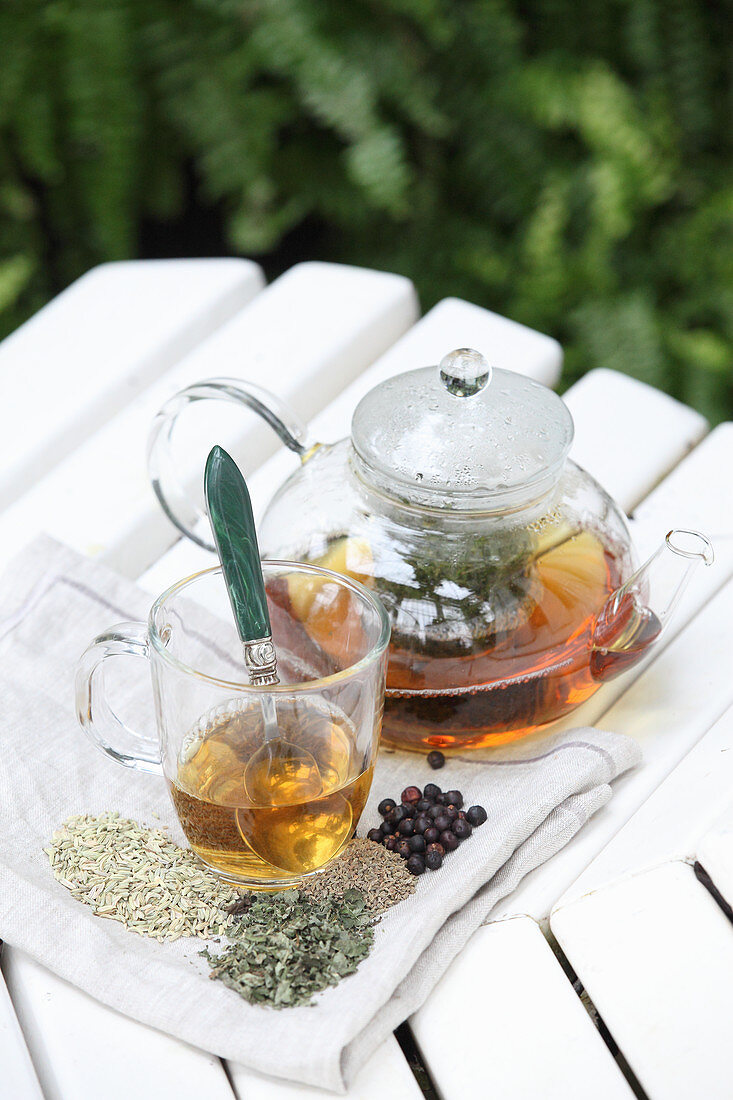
xmin=351 ymin=348 xmax=574 ymax=511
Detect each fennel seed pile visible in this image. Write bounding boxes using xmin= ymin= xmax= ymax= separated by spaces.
xmin=45 ymin=812 xmax=239 ymax=942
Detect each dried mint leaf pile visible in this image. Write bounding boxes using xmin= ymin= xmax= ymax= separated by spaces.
xmin=202 ymin=888 xmax=374 ymax=1008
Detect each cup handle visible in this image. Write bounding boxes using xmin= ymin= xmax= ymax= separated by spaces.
xmin=75 ymin=622 xmax=163 ymax=775
xmin=147 ymin=377 xmax=314 ymax=552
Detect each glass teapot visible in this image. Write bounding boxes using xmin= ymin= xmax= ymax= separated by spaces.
xmin=148 ymin=349 xmax=713 ymax=752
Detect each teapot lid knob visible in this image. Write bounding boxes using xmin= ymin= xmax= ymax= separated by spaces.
xmin=439 ymin=348 xmax=492 ymax=397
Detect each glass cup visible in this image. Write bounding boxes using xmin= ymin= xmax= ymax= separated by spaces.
xmin=75 ymin=562 xmax=390 ymax=888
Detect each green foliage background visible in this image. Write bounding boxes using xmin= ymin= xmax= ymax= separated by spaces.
xmin=1 ymin=0 xmax=731 ymax=419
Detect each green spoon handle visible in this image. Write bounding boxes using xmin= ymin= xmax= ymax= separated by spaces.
xmin=204 ymin=445 xmax=279 ymax=686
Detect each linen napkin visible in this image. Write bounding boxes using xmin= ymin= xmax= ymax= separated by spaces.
xmin=0 ymin=536 xmax=641 ymax=1092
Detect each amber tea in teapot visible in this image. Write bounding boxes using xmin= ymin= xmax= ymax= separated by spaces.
xmin=382 ymin=528 xmax=623 ymax=748
xmin=292 ymin=527 xmax=621 ymax=750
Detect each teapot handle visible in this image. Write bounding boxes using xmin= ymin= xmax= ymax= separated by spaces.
xmin=147 ymin=377 xmax=312 ymax=551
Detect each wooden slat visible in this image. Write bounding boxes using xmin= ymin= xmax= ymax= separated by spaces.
xmin=227 ymin=1037 xmax=423 ymax=1100
xmin=554 ymin=704 xmax=733 ymax=910
xmin=1 ymin=955 xmax=426 ymax=1100
xmin=2 ymin=951 xmax=235 ymax=1100
xmin=412 ymin=917 xmax=633 ymax=1100
xmin=0 ymin=259 xmax=263 ymax=510
xmin=565 ymin=368 xmax=707 ymax=513
xmin=633 ymin=422 xmax=733 ymax=535
xmin=140 ymin=295 xmax=564 ymax=592
xmin=551 ymin=862 xmax=733 ymax=1099
xmin=0 ymin=954 xmax=43 ymax=1099
xmin=0 ymin=262 xmax=417 ymax=579
xmin=369 ymin=295 xmax=563 ymax=380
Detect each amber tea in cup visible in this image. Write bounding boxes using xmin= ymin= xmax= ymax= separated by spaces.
xmin=76 ymin=562 xmax=389 ymax=888
xmin=170 ymin=696 xmax=373 ymax=881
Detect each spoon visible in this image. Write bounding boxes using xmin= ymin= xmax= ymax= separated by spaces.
xmin=204 ymin=446 xmax=322 ymax=806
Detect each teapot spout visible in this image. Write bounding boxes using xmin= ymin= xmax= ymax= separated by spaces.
xmin=590 ymin=528 xmax=714 ymax=682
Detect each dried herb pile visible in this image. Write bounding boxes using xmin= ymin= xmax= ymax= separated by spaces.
xmin=203 ymin=889 xmax=374 ymax=1008
xmin=45 ymin=812 xmax=238 ymax=942
xmin=45 ymin=816 xmax=421 ymax=1008
xmin=299 ymin=837 xmax=415 ymax=914
xmin=46 ymin=815 xmax=382 ymax=1008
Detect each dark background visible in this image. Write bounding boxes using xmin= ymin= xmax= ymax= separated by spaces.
xmin=1 ymin=0 xmax=731 ymax=418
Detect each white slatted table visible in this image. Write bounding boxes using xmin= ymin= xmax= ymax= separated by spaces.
xmin=1 ymin=261 xmax=732 ymax=1100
